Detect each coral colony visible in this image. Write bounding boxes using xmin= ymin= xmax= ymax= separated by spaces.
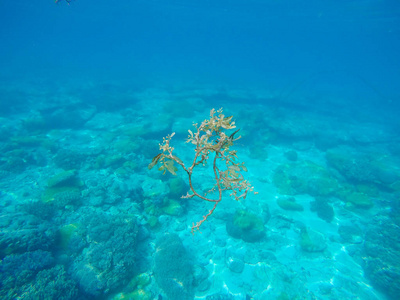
xmin=149 ymin=108 xmax=257 ymax=233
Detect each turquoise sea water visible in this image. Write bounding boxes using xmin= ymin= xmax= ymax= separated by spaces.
xmin=1 ymin=1 xmax=400 ymax=299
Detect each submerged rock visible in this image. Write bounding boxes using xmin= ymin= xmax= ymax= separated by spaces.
xmin=299 ymin=227 xmax=327 ymax=252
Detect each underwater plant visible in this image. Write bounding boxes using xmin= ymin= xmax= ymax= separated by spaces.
xmin=149 ymin=108 xmax=256 ymax=233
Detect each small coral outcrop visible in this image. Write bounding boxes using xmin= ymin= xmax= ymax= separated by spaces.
xmin=226 ymin=209 xmax=265 ymax=242
xmin=154 ymin=233 xmax=194 ymax=300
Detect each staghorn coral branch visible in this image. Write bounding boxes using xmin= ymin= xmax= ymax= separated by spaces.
xmin=191 ymin=201 xmax=219 ymax=234
xmin=148 ymin=108 xmax=256 ymax=233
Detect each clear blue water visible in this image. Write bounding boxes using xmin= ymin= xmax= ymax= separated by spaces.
xmin=0 ymin=1 xmax=399 ymax=299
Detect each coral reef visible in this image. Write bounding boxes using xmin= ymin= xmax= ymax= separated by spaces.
xmin=364 ymin=217 xmax=400 ymax=299
xmin=154 ymin=233 xmax=194 ymax=300
xmin=69 ymin=212 xmax=140 ymax=297
xmin=0 ymin=212 xmax=56 ymax=259
xmin=0 ymin=251 xmax=77 ymax=299
xmin=273 ymin=161 xmax=339 ymax=197
xmin=1 ymin=82 xmax=399 ymax=300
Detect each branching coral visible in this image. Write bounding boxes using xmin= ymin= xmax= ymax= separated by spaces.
xmin=149 ymin=108 xmax=256 ymax=233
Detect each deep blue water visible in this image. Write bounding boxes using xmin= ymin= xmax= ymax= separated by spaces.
xmin=1 ymin=1 xmax=400 ymax=299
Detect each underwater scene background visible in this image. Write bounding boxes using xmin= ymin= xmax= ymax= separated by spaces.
xmin=1 ymin=0 xmax=400 ymax=299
